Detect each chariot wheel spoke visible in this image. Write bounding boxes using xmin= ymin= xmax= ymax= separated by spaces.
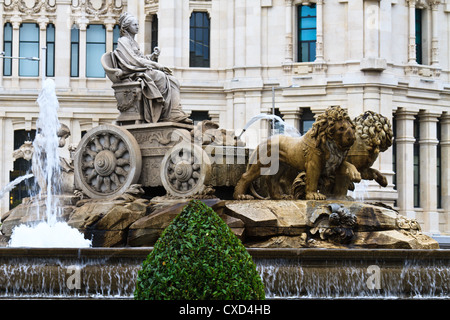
xmin=115 ymin=166 xmax=128 ymax=177
xmin=116 ymin=158 xmax=130 ymax=166
xmin=109 ymin=136 xmax=120 ymax=152
xmin=94 ymin=137 xmax=103 ymax=152
xmin=103 ymin=177 xmax=111 ymax=192
xmin=110 ymin=173 xmax=120 ymax=186
xmin=86 ymin=171 xmax=97 ymax=183
xmin=95 ymin=176 xmax=103 ymax=191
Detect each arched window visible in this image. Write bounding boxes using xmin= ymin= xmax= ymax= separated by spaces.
xmin=86 ymin=24 xmax=106 ymax=78
xmin=189 ymin=12 xmax=210 ymax=68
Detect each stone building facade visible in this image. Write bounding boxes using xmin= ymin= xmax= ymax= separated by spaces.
xmin=0 ymin=0 xmax=448 ymax=237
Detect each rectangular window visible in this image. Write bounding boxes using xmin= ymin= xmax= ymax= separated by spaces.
xmin=86 ymin=24 xmax=106 ymax=78
xmin=300 ymin=107 xmax=315 ymax=135
xmin=298 ymin=4 xmax=316 ymax=63
xmin=70 ymin=26 xmax=79 ymax=77
xmin=46 ymin=23 xmax=55 ymax=77
xmin=413 ymin=116 xmax=420 ymax=208
xmin=113 ymin=24 xmax=120 ymax=51
xmin=189 ymin=12 xmax=210 ymax=68
xmin=19 ymin=23 xmax=40 ymax=77
xmin=415 ymin=8 xmax=423 ymax=65
xmin=10 ymin=130 xmax=36 ymax=210
xmin=392 ymin=115 xmax=397 ymax=191
xmin=437 ymin=119 xmax=442 ymax=209
xmin=151 ymin=14 xmax=158 ymax=53
xmin=3 ymin=22 xmax=12 ymax=76
xmin=189 ymin=111 xmax=210 ymax=125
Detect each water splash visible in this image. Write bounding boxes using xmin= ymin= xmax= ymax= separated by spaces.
xmin=348 ymin=180 xmax=369 ymax=202
xmin=237 ymin=113 xmax=301 ymax=139
xmin=9 ymin=222 xmax=91 ymax=248
xmin=9 ymin=79 xmax=91 ymax=248
xmin=0 ymin=173 xmax=33 ymax=201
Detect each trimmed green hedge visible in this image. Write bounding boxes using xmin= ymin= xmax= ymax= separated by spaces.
xmin=134 ymin=200 xmax=265 ymax=300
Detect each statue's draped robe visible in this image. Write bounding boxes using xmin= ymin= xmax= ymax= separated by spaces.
xmin=113 ymin=36 xmax=189 ymax=123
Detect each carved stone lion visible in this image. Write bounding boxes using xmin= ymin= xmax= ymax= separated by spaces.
xmin=233 ymin=106 xmax=361 ymax=200
xmin=331 ymin=110 xmax=394 ymax=197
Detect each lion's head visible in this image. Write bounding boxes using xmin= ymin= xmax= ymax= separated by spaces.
xmin=354 ymin=111 xmax=393 ymax=153
xmin=310 ymin=106 xmax=356 ymax=151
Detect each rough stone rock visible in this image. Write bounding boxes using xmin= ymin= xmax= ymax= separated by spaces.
xmin=127 ymin=201 xmax=187 ymax=246
xmin=224 ymin=200 xmax=307 ymax=237
xmin=127 ymin=198 xmax=245 ymax=247
xmin=223 ymin=200 xmax=438 ymax=249
xmin=68 ymin=201 xmax=120 ymax=229
xmin=1 ymin=195 xmax=78 ymax=237
xmin=68 ymin=197 xmax=149 ymax=247
xmin=0 ymin=235 xmax=9 ymax=247
xmin=353 ymin=230 xmax=439 ymax=249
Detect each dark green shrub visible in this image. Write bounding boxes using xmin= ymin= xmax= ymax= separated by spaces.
xmin=134 ymin=200 xmax=265 ymax=300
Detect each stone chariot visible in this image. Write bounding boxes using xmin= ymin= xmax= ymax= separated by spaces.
xmin=73 ymin=52 xmax=248 ymax=200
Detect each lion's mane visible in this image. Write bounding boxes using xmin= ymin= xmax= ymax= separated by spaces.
xmin=309 ymin=106 xmax=355 ymax=148
xmin=354 ymin=111 xmax=393 ymax=153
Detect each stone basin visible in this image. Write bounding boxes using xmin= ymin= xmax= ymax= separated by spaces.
xmin=0 ymin=247 xmax=449 ymax=299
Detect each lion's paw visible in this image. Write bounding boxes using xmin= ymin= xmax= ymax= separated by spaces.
xmin=306 ymin=192 xmax=327 ymax=200
xmin=350 ymin=171 xmax=361 ymax=183
xmin=234 ymin=194 xmax=255 ymax=200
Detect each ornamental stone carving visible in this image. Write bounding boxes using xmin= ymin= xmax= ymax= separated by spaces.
xmin=3 ymin=0 xmax=56 ymax=24
xmin=71 ymin=0 xmax=123 ymax=27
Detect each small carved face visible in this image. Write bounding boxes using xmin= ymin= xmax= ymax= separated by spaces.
xmin=331 ymin=120 xmax=355 ymax=151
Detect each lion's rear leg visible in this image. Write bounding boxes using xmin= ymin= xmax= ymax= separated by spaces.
xmin=233 ymin=163 xmax=264 ymax=200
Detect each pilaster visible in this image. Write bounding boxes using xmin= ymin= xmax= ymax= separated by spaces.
xmin=395 ymin=108 xmax=417 ymax=219
xmin=419 ymin=111 xmax=440 ymax=234
xmin=440 ymin=113 xmax=450 ymax=233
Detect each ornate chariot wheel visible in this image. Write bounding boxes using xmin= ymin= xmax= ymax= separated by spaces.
xmin=74 ymin=124 xmax=142 ymax=199
xmin=161 ymin=143 xmax=211 ymax=198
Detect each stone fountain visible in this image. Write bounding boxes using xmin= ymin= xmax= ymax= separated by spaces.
xmin=0 ymin=12 xmax=445 ymax=299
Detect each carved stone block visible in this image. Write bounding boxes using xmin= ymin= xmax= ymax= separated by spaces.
xmin=112 ymin=82 xmax=144 ymax=125
xmin=124 ymin=122 xmax=193 ymax=187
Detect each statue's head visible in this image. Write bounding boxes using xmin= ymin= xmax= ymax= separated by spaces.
xmin=118 ymin=12 xmax=139 ymax=37
xmin=310 ymin=106 xmax=356 ymax=151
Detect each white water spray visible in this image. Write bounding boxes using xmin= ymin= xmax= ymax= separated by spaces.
xmin=348 ymin=180 xmax=370 ymax=202
xmin=0 ymin=174 xmax=33 ymax=201
xmin=237 ymin=113 xmax=301 ymax=139
xmin=9 ymin=79 xmax=91 ymax=248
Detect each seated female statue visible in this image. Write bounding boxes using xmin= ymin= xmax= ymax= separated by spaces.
xmin=113 ymin=12 xmax=191 ymax=124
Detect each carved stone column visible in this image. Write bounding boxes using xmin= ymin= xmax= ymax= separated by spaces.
xmin=281 ymin=109 xmax=301 ymax=133
xmin=11 ymin=17 xmax=21 ymax=89
xmin=38 ymin=18 xmax=48 ymax=82
xmin=430 ymin=0 xmax=441 ymax=66
xmin=77 ymin=17 xmax=88 ymax=87
xmin=315 ymin=0 xmax=324 ymax=63
xmin=406 ymin=0 xmax=417 ymax=64
xmin=395 ymin=108 xmax=417 ymax=219
xmin=285 ymin=0 xmax=293 ymax=63
xmin=440 ymin=113 xmax=450 ymax=233
xmin=419 ymin=111 xmax=440 ymax=234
